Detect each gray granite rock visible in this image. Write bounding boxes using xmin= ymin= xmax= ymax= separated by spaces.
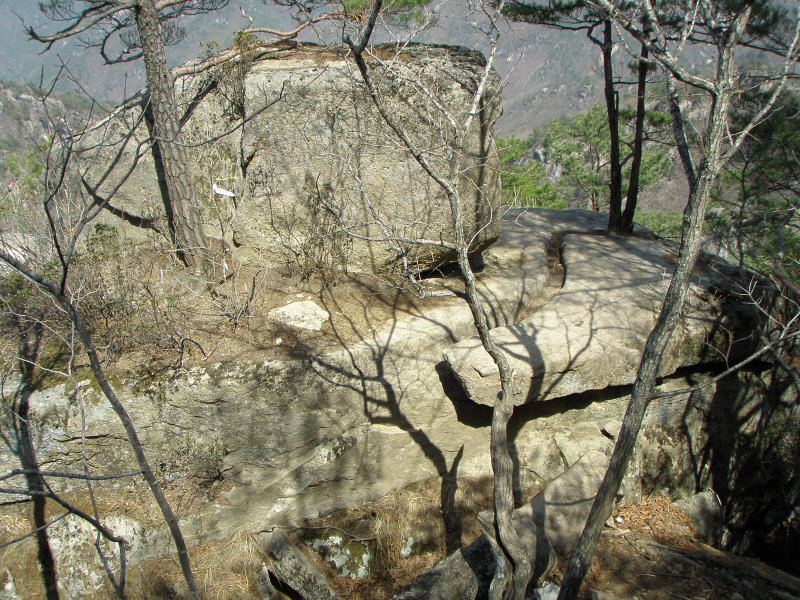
xmin=78 ymin=43 xmax=502 ymax=277
xmin=443 ymin=228 xmax=761 ymax=407
xmin=675 ymin=489 xmax=723 ymax=546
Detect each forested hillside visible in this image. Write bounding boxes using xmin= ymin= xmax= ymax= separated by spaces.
xmin=0 ymin=0 xmax=605 ymax=135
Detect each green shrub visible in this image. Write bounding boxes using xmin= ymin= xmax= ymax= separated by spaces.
xmin=634 ymin=209 xmax=684 ymax=240
xmin=497 ymin=136 xmax=565 ymax=209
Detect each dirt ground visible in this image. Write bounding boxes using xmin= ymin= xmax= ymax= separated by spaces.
xmin=4 ymin=475 xmax=800 ymax=599
xmin=310 ymin=488 xmax=800 ymax=600
xmin=579 ymin=496 xmax=800 ymax=600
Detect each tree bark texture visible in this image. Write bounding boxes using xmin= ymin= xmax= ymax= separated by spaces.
xmin=621 ymin=39 xmax=650 ymax=233
xmin=449 ymin=75 xmax=531 ymax=600
xmin=458 ymin=248 xmax=532 ymax=600
xmin=135 ymin=0 xmax=209 ymax=271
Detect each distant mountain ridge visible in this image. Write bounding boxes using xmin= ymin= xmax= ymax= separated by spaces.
xmin=0 ymin=0 xmax=609 ymax=136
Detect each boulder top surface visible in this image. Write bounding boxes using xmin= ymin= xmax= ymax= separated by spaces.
xmin=443 ymin=209 xmax=765 ymax=406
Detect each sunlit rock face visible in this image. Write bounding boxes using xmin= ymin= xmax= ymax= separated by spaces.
xmin=6 ymin=210 xmax=796 ymax=589
xmin=79 ymin=42 xmax=502 ymax=278
xmin=443 ymin=213 xmax=764 ymax=408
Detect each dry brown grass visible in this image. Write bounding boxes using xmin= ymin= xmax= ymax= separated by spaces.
xmin=0 ymin=511 xmax=42 ymax=599
xmin=3 ymin=478 xmax=792 ymax=600
xmin=0 ymin=477 xmax=237 ymax=600
xmin=194 ymin=529 xmax=263 ymax=600
xmin=0 ymin=475 xmax=495 ymax=600
xmin=127 ymin=528 xmax=264 ymax=599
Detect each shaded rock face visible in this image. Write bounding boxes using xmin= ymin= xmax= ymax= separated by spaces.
xmin=4 ymin=210 xmax=797 ymax=590
xmin=392 ymin=534 xmax=507 ymax=600
xmin=675 ymin=490 xmax=724 ymax=546
xmin=80 ymin=42 xmax=502 ymax=277
xmin=706 ymin=368 xmax=800 ymax=576
xmin=526 ymin=450 xmax=609 ymax=556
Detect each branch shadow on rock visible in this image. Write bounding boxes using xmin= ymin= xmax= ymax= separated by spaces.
xmin=303 ymin=277 xmax=481 ymax=558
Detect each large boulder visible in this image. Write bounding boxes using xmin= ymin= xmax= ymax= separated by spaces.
xmin=78 ymin=42 xmax=502 ymax=277
xmin=442 ymin=215 xmax=764 ymax=407
xmin=6 ymin=210 xmax=794 ymax=592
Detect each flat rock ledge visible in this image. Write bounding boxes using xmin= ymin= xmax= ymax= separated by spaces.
xmin=443 ymin=227 xmax=763 ymax=406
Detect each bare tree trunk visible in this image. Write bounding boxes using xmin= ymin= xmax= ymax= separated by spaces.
xmin=63 ymin=300 xmax=200 ymax=600
xmin=620 ymin=38 xmax=650 ymax=233
xmin=135 ymin=0 xmax=209 ymax=271
xmin=602 ymin=19 xmax=624 ymax=232
xmin=558 ymin=110 xmax=729 ymax=600
xmin=0 ymin=247 xmax=201 ymax=600
xmin=14 ymin=326 xmax=59 ymax=600
xmin=344 ymin=3 xmax=530 ymax=594
xmin=557 ymin=7 xmax=750 ymax=597
xmin=456 ymin=248 xmax=532 ymax=600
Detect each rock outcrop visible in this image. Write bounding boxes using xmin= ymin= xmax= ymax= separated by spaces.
xmin=79 ymin=42 xmax=502 ymax=277
xmin=393 ymin=451 xmax=611 ymax=599
xmin=4 ymin=210 xmax=796 ymax=595
xmin=442 ymin=210 xmax=763 ymax=406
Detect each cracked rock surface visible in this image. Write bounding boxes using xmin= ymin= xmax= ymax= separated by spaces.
xmin=443 ymin=210 xmax=763 ymax=407
xmin=1 ymin=209 xmax=781 ymax=585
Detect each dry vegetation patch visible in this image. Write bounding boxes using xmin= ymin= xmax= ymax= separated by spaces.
xmin=4 ymin=482 xmax=800 ymax=599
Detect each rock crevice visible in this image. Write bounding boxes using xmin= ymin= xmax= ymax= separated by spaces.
xmin=5 ymin=209 xmax=796 ymax=592
xmin=443 ymin=214 xmax=764 ymax=407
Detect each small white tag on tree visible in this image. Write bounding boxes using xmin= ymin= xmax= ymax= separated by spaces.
xmin=212 ymin=183 xmax=235 ymax=197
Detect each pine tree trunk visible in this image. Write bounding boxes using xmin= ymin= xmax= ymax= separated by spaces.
xmin=621 ymin=39 xmax=650 ymax=233
xmin=602 ymin=19 xmax=623 ymax=232
xmin=135 ymin=0 xmax=209 ymax=272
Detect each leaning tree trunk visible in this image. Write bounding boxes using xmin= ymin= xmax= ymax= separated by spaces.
xmin=557 ymin=147 xmax=720 ymax=600
xmin=556 ymin=8 xmax=748 ymax=595
xmin=135 ymin=0 xmax=210 ymax=272
xmin=62 ymin=298 xmax=201 ymax=600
